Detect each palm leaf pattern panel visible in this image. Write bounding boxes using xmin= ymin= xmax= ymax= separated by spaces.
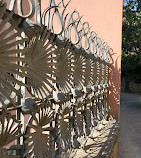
xmin=55 ymin=42 xmax=73 ymax=93
xmin=0 ymin=111 xmax=22 ymax=157
xmin=55 ymin=107 xmax=72 ymax=157
xmin=91 ymin=58 xmax=97 ymax=86
xmin=73 ymin=106 xmax=84 ymax=139
xmin=24 ymin=105 xmax=55 ymax=158
xmin=84 ymin=56 xmax=93 ymax=87
xmin=83 ymin=100 xmax=92 ymax=136
xmin=0 ymin=2 xmax=28 ymax=110
xmin=73 ymin=52 xmax=85 ymax=90
xmin=24 ymin=29 xmax=56 ymax=100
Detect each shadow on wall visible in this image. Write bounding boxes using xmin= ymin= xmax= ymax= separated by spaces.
xmin=107 ymin=49 xmax=121 ymax=119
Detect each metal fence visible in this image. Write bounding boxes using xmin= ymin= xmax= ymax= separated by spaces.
xmin=0 ymin=0 xmax=112 ymax=157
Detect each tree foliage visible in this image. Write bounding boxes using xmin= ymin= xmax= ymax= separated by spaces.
xmin=122 ymin=0 xmax=141 ymax=84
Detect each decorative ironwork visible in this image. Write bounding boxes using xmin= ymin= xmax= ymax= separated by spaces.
xmin=24 ymin=28 xmax=56 ymax=100
xmin=0 ymin=0 xmax=112 ymax=157
xmin=73 ymin=100 xmax=84 ymax=141
xmin=73 ymin=53 xmax=85 ymax=90
xmin=0 ymin=111 xmax=22 ymax=157
xmin=0 ymin=2 xmax=27 ymax=110
xmin=24 ymin=105 xmax=54 ymax=157
xmin=55 ymin=42 xmax=73 ymax=93
xmin=55 ymin=106 xmax=72 ymax=157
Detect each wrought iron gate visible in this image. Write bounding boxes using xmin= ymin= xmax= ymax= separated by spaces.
xmin=0 ymin=0 xmax=111 ymax=157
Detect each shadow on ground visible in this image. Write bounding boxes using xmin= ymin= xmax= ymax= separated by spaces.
xmin=70 ymin=119 xmax=119 ymax=158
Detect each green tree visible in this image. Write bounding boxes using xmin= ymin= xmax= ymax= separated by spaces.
xmin=122 ymin=0 xmax=141 ymax=85
xmin=122 ymin=0 xmax=141 ymax=54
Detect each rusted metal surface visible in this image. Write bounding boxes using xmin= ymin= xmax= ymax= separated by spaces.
xmin=0 ymin=0 xmax=112 ymax=157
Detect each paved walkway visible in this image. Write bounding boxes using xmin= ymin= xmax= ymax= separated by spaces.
xmin=119 ymin=93 xmax=141 ymax=158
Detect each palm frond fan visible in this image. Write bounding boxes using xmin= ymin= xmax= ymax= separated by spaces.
xmin=97 ymin=94 xmax=105 ymax=119
xmin=60 ymin=100 xmax=72 ymax=112
xmin=96 ymin=59 xmax=101 ymax=85
xmin=83 ymin=103 xmax=92 ymax=136
xmin=0 ymin=3 xmax=28 ymax=110
xmin=83 ymin=56 xmax=93 ymax=87
xmin=103 ymin=64 xmax=107 ymax=85
xmin=91 ymin=58 xmax=97 ymax=86
xmin=73 ymin=52 xmax=85 ymax=90
xmin=101 ymin=62 xmax=104 ymax=84
xmin=105 ymin=64 xmax=108 ymax=84
xmin=0 ymin=111 xmax=22 ymax=157
xmin=24 ymin=29 xmax=56 ymax=100
xmin=88 ymin=94 xmax=99 ymax=127
xmin=54 ymin=42 xmax=73 ymax=93
xmin=24 ymin=106 xmax=55 ymax=158
xmin=55 ymin=106 xmax=72 ymax=157
xmin=73 ymin=105 xmax=84 ymax=139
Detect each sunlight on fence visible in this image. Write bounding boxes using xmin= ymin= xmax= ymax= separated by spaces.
xmin=0 ymin=0 xmax=112 ymax=157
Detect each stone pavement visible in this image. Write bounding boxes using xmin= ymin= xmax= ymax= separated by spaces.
xmin=119 ymin=93 xmax=141 ymax=158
